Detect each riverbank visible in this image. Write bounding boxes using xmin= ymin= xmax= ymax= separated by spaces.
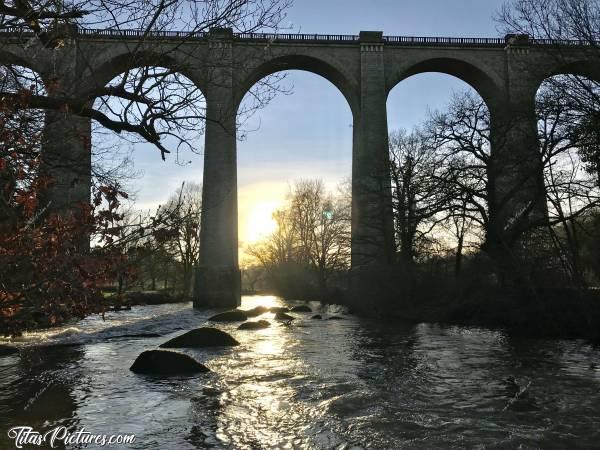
xmin=104 ymin=290 xmax=188 ymax=310
xmin=387 ymin=287 xmax=600 ymax=342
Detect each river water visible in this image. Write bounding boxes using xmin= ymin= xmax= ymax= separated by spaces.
xmin=0 ymin=295 xmax=599 ymax=449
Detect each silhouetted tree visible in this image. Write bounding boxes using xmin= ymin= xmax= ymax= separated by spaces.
xmin=162 ymin=182 xmax=202 ymax=296
xmin=389 ymin=129 xmax=455 ymax=265
xmin=246 ymin=179 xmax=351 ymax=297
xmin=0 ymin=0 xmax=291 ymax=158
xmin=498 ymin=0 xmax=600 ymax=185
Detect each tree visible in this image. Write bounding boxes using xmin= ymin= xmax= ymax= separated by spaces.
xmin=0 ymin=88 xmax=128 ymax=335
xmin=536 ymin=79 xmax=600 ymax=285
xmin=162 ymin=182 xmax=202 ymax=296
xmin=288 ymin=180 xmax=351 ymax=292
xmin=424 ymin=85 xmax=600 ymax=286
xmin=0 ymin=0 xmax=292 ymax=335
xmin=246 ymin=179 xmax=351 ymax=297
xmin=498 ymin=0 xmax=600 ymax=185
xmin=0 ymin=0 xmax=291 ymax=158
xmin=388 ymin=129 xmax=455 ymax=265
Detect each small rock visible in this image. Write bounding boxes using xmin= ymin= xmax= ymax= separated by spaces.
xmin=327 ymin=316 xmax=346 ymax=321
xmin=130 ymin=350 xmax=210 ymax=375
xmin=311 ymin=314 xmax=322 ymax=320
xmin=291 ymin=305 xmax=312 ymax=313
xmin=208 ymin=310 xmax=248 ymax=322
xmin=238 ymin=320 xmax=271 ymax=330
xmin=244 ymin=306 xmax=269 ymax=317
xmin=274 ymin=312 xmax=295 ymax=321
xmin=268 ymin=306 xmax=290 ymax=313
xmin=0 ymin=345 xmax=19 ymax=357
xmin=160 ymin=328 xmax=239 ymax=348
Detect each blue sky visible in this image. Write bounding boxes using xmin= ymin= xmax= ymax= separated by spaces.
xmin=119 ymin=0 xmax=507 ymax=247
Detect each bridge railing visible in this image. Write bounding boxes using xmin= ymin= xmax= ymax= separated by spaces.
xmin=78 ymin=28 xmax=209 ymax=39
xmin=530 ymin=38 xmax=596 ymax=47
xmin=383 ymin=36 xmax=506 ymax=47
xmin=235 ymin=32 xmax=359 ymax=43
xmin=0 ymin=26 xmax=596 ymax=48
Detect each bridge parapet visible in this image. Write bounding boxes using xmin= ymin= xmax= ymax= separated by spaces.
xmin=0 ymin=26 xmax=597 ymax=48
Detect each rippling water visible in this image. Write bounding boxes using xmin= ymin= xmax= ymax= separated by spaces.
xmin=1 ymin=295 xmax=599 ymax=449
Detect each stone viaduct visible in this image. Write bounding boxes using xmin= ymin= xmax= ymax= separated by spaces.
xmin=1 ymin=27 xmax=598 ymax=311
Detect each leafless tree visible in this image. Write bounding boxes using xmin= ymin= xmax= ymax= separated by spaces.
xmin=424 ymin=84 xmax=600 ymax=285
xmin=0 ymin=0 xmax=292 ymax=164
xmin=247 ymin=179 xmax=351 ymax=295
xmin=497 ymin=0 xmax=600 ymax=184
xmin=162 ymin=181 xmax=202 ymax=296
xmin=388 ymin=129 xmax=457 ymax=265
xmin=288 ymin=179 xmax=351 ymax=291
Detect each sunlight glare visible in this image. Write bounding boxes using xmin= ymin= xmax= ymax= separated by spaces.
xmin=245 ymin=200 xmax=280 ymax=243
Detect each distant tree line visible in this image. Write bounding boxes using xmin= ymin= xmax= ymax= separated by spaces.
xmin=244 ymin=180 xmax=351 ymax=300
xmin=99 ymin=182 xmax=202 ymax=299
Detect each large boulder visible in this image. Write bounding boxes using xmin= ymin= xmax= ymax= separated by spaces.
xmin=238 ymin=320 xmax=270 ymax=330
xmin=160 ymin=328 xmax=239 ymax=348
xmin=274 ymin=312 xmax=295 ymax=322
xmin=208 ymin=310 xmax=248 ymax=322
xmin=311 ymin=314 xmax=322 ymax=320
xmin=291 ymin=305 xmax=312 ymax=313
xmin=130 ymin=350 xmax=209 ymax=375
xmin=244 ymin=306 xmax=269 ymax=317
xmin=269 ymin=306 xmax=289 ymax=313
xmin=0 ymin=345 xmax=19 ymax=357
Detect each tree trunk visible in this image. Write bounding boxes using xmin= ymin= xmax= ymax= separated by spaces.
xmin=455 ymin=234 xmax=464 ymax=277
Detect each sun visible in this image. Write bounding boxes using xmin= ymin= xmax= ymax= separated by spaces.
xmin=244 ymin=200 xmax=280 ymax=244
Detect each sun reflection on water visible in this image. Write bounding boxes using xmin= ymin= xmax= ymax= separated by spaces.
xmin=2 ymin=295 xmax=600 ymax=449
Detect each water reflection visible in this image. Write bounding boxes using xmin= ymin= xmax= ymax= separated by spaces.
xmin=0 ymin=296 xmax=599 ymax=449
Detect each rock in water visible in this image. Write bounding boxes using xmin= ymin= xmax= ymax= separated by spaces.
xmin=327 ymin=316 xmax=346 ymax=321
xmin=160 ymin=328 xmax=239 ymax=348
xmin=238 ymin=320 xmax=271 ymax=330
xmin=208 ymin=310 xmax=248 ymax=322
xmin=130 ymin=350 xmax=209 ymax=375
xmin=311 ymin=314 xmax=322 ymax=320
xmin=244 ymin=306 xmax=269 ymax=317
xmin=0 ymin=345 xmax=19 ymax=357
xmin=274 ymin=312 xmax=295 ymax=322
xmin=268 ymin=306 xmax=290 ymax=313
xmin=291 ymin=305 xmax=312 ymax=313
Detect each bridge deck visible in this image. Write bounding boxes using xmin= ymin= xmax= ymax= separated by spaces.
xmin=0 ymin=27 xmax=594 ymax=48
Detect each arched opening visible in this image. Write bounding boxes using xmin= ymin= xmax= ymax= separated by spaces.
xmin=388 ymin=57 xmax=500 ymax=110
xmin=236 ymin=67 xmax=353 ymax=299
xmin=386 ymin=71 xmax=491 ymax=276
xmin=90 ymin=65 xmax=207 ymax=297
xmin=534 ymin=72 xmax=600 ymax=287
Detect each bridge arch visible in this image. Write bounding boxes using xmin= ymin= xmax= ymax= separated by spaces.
xmin=80 ymin=50 xmax=208 ymax=99
xmin=386 ymin=57 xmax=501 ymax=109
xmin=534 ymin=59 xmax=600 ymax=92
xmin=234 ymin=54 xmax=359 ymax=116
xmin=0 ymin=50 xmax=45 ymax=78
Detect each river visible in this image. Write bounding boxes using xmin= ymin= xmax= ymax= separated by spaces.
xmin=1 ymin=295 xmax=599 ymax=449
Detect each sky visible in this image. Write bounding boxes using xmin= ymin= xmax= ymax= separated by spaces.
xmin=113 ymin=0 xmax=508 ymax=251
